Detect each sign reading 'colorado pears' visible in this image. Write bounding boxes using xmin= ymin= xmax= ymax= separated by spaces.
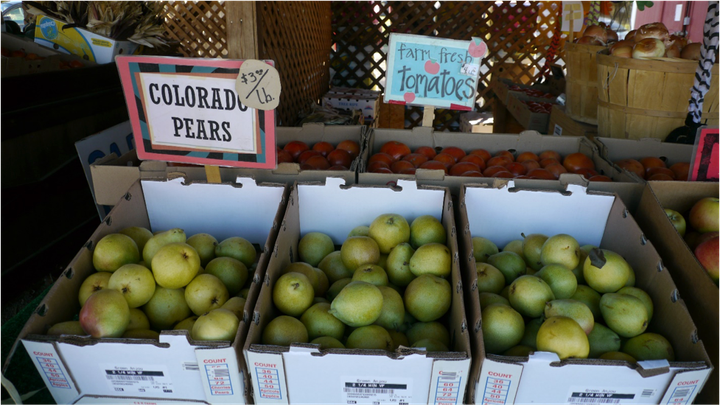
xmin=116 ymin=56 xmax=277 ymax=169
xmin=384 ymin=33 xmax=487 ymax=111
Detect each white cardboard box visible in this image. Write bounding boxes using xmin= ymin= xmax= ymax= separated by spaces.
xmin=457 ymin=181 xmax=713 ymax=404
xmin=15 ymin=176 xmax=289 ymax=404
xmin=243 ymin=178 xmax=472 ymax=405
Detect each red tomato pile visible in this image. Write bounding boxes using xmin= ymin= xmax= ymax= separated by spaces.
xmin=613 ymin=157 xmax=691 ymax=181
xmin=520 ymin=100 xmax=554 ymax=114
xmin=278 ymin=139 xmax=361 ymax=171
xmin=1 ymin=47 xmax=85 ymax=69
xmin=508 ymin=85 xmax=556 ymax=99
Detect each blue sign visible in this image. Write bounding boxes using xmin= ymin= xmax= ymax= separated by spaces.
xmin=384 ymin=33 xmax=486 ymax=111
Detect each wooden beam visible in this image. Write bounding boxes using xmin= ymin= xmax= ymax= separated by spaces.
xmin=226 ymin=1 xmax=259 ymax=59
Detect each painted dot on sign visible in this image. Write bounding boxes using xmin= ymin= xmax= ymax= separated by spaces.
xmin=236 ymin=59 xmax=281 ymax=110
xmin=404 ymin=92 xmax=416 ymax=103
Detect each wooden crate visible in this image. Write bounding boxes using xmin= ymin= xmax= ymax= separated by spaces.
xmin=548 ymin=104 xmax=598 ymax=139
xmin=564 ymin=42 xmax=605 ymax=125
xmin=596 ymin=50 xmax=719 ymax=140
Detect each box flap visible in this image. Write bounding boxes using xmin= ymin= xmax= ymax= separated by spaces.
xmin=20 ymin=340 xmax=80 ymax=405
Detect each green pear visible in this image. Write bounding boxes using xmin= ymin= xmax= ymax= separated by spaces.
xmin=352 ymin=264 xmax=389 ymax=286
xmin=472 ymin=236 xmax=499 ymax=262
xmin=540 ymin=234 xmax=581 ymax=270
xmin=143 ymin=228 xmax=186 ymax=266
xmin=412 ymin=338 xmax=448 ymax=351
xmin=397 ymin=312 xmax=417 ymax=334
xmin=311 ymin=336 xmax=345 ymax=349
xmin=476 ymin=262 xmax=505 ymax=294
xmin=508 ymin=275 xmax=555 ymax=318
xmin=522 ymin=233 xmax=549 ymax=271
xmin=127 ymin=308 xmax=151 ymax=331
xmin=599 ymin=293 xmax=648 ymax=338
xmin=622 ymin=333 xmax=675 ymax=361
xmin=409 ymin=215 xmax=446 ymax=248
xmin=326 ymin=278 xmax=352 ymax=302
xmin=504 ymin=345 xmax=534 ymax=357
xmin=185 ymin=274 xmax=229 ymax=316
xmin=93 ymin=233 xmax=140 ymax=273
xmin=488 ymin=251 xmax=526 ymax=285
xmin=479 ymin=292 xmax=510 ymax=309
xmin=346 ymin=325 xmax=393 ymax=350
xmin=298 ymin=232 xmax=335 ymax=267
xmin=220 ymin=296 xmax=246 ymax=320
xmin=583 ymin=248 xmax=632 ymax=293
xmin=624 ymin=266 xmax=636 ymax=287
xmin=313 ymin=267 xmax=329 ymax=297
xmin=340 ymin=236 xmax=380 ymax=270
xmin=122 ymin=329 xmax=160 ymax=339
xmin=329 ymin=281 xmax=383 ymax=327
xmin=369 ymin=213 xmax=410 ymax=254
xmin=239 ymin=287 xmax=250 ymax=299
xmin=373 ymin=285 xmax=405 ymax=331
xmin=571 ymin=285 xmax=603 ymax=321
xmin=587 ymin=323 xmax=621 ymax=358
xmin=406 ymin=321 xmax=450 ymax=348
xmin=143 ymin=286 xmax=192 ymax=331
xmin=386 ymin=243 xmax=416 ymax=287
xmin=318 ymin=251 xmax=353 ymax=284
xmin=536 ymin=316 xmax=589 ymax=359
xmin=482 ymin=303 xmax=525 ymax=355
xmin=151 ymin=243 xmax=201 ymax=289
xmin=571 ymin=245 xmax=595 ymax=284
xmin=215 ymin=236 xmax=257 ymax=267
xmin=348 ymin=225 xmax=370 ymax=238
xmin=186 ymin=233 xmax=218 ymax=268
xmin=79 ymin=289 xmax=130 ymax=338
xmin=78 ymin=272 xmax=112 ymax=306
xmin=616 ymin=287 xmax=653 ymax=321
xmin=192 ymin=308 xmax=239 ymax=341
xmin=273 ymin=272 xmax=314 ymax=317
xmin=519 ymin=318 xmax=543 ymax=349
xmin=108 ymin=264 xmax=156 ymax=308
xmin=544 ymin=299 xmax=594 ymax=335
xmin=408 ymin=243 xmax=451 ymax=278
xmin=404 ymin=274 xmax=451 ymax=322
xmin=205 ymin=256 xmax=248 ymax=296
xmin=263 ymin=315 xmax=308 ymax=346
xmin=173 ymin=315 xmax=198 ymax=331
xmin=599 ymin=351 xmax=636 ymax=363
xmin=47 ymin=321 xmax=86 ymax=336
xmin=536 ymin=264 xmax=577 ymax=299
xmin=119 ymin=226 xmax=154 ymax=254
xmin=314 ymin=296 xmax=329 ymax=304
xmin=300 ymin=302 xmax=345 ymax=341
xmin=388 ymin=330 xmax=410 ymax=349
xmin=503 ymin=240 xmax=526 ymax=264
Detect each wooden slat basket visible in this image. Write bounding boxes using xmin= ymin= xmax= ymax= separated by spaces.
xmin=564 ymin=42 xmax=606 ymax=125
xmin=596 ymin=49 xmax=719 ymax=140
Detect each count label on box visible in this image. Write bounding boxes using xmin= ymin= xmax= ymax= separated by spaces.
xmin=116 ymin=56 xmax=277 ymax=169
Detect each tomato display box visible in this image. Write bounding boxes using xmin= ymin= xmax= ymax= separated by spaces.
xmin=458 ymin=181 xmax=713 ymax=405
xmin=506 ymin=93 xmax=555 ymax=133
xmin=491 ymin=78 xmax=556 ymax=106
xmin=243 ymin=178 xmax=472 ymax=405
xmin=548 ymin=104 xmax=598 ymax=139
xmin=1 ymin=32 xmax=93 ymax=77
xmin=633 ymin=181 xmax=719 ymax=404
xmin=89 ymin=123 xmax=367 ymax=207
xmin=359 ymin=127 xmax=644 ymax=212
xmin=595 ymin=137 xmax=695 ymax=181
xmin=13 ymin=176 xmax=288 ymax=404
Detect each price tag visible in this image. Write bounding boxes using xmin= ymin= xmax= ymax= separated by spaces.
xmin=461 ymin=63 xmax=479 ymax=76
xmin=689 ymin=127 xmax=719 ymax=181
xmin=236 ymin=59 xmax=281 ymax=110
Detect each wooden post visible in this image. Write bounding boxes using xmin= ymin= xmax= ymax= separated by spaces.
xmin=422 ymin=105 xmax=435 ymax=127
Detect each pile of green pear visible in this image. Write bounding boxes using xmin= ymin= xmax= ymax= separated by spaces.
xmin=262 ymin=213 xmax=455 ymax=352
xmin=476 ymin=233 xmax=674 ymax=362
xmin=48 ymin=226 xmax=258 ymax=342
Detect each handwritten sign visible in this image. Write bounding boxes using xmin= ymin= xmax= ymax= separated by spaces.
xmin=384 ymin=33 xmax=485 ymax=111
xmin=562 ymin=2 xmax=584 ymax=32
xmin=689 ymin=127 xmax=719 ymax=181
xmin=115 ymin=56 xmax=276 ymax=169
xmin=237 ymin=59 xmax=281 ymax=110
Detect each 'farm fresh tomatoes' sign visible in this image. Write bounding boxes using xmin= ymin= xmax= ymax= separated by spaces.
xmin=384 ymin=33 xmax=486 ymax=111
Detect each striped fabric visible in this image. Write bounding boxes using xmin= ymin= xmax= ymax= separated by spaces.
xmin=688 ymin=1 xmax=719 ymax=125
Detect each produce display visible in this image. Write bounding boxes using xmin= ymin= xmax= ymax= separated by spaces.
xmin=475 ymin=232 xmax=674 ymax=363
xmin=368 ymin=141 xmax=611 ymax=181
xmin=613 ymin=156 xmax=691 ymax=181
xmin=506 ymin=85 xmax=556 ymax=100
xmin=518 ymin=99 xmax=555 ymax=114
xmin=261 ymin=213 xmax=454 ymax=352
xmin=665 ymin=197 xmax=720 ymax=283
xmin=48 ymin=227 xmax=256 ymax=341
xmin=278 ymin=139 xmax=361 ymax=170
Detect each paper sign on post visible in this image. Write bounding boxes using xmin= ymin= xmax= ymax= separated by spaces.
xmin=562 ymin=2 xmax=584 ymax=32
xmin=115 ymin=56 xmax=276 ymax=169
xmin=237 ymin=59 xmax=281 ymax=110
xmin=689 ymin=127 xmax=719 ymax=181
xmin=384 ymin=33 xmax=485 ymax=111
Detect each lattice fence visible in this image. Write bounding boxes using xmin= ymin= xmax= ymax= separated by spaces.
xmin=162 ymin=1 xmax=229 ymax=58
xmin=331 ymin=1 xmax=568 ymax=130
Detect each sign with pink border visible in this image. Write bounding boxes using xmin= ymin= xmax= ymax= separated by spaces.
xmin=116 ymin=56 xmax=276 ymax=169
xmin=384 ymin=33 xmax=485 ymax=111
xmin=689 ymin=127 xmax=719 ymax=181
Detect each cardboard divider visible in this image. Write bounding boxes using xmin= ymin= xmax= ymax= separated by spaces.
xmin=13 ymin=177 xmax=290 ymax=404
xmin=243 ymin=179 xmax=471 ymax=405
xmin=457 ymin=181 xmax=712 ymax=405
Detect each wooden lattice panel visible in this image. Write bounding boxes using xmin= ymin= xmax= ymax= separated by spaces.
xmin=162 ymin=1 xmax=228 ymax=58
xmin=331 ymin=1 xmax=565 ymax=131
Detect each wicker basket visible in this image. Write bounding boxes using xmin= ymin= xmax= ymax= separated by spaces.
xmin=596 ymin=50 xmax=719 ymax=140
xmin=564 ymin=42 xmax=606 ymax=125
